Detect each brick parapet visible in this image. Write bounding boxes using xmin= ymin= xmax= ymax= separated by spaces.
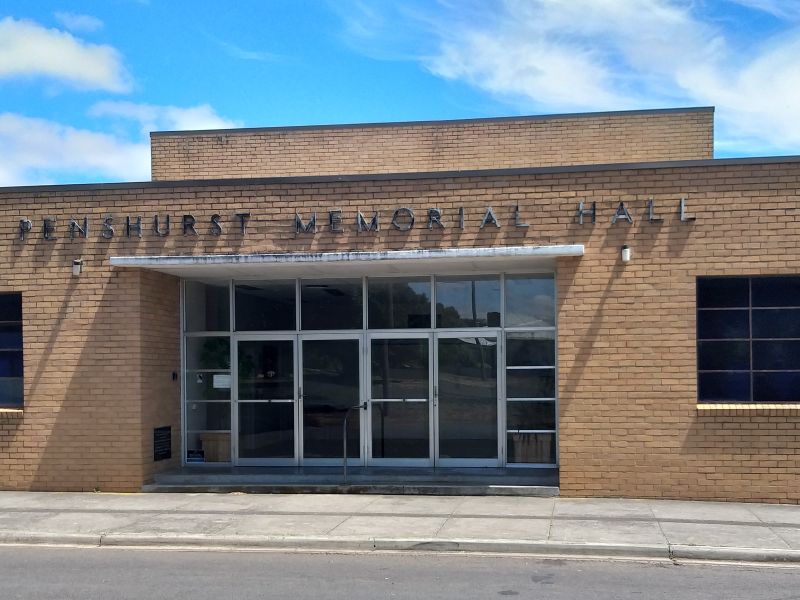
xmin=150 ymin=108 xmax=714 ymax=181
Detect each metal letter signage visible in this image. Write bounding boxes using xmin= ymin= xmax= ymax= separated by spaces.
xmin=295 ymin=212 xmax=316 ymax=234
xmin=611 ymin=202 xmax=634 ymax=225
xmin=356 ymin=211 xmax=379 ymax=232
xmin=427 ymin=208 xmax=444 ymax=229
xmin=480 ymin=207 xmax=500 ymax=228
xmin=647 ymin=198 xmax=663 ymax=223
xmin=18 ymin=218 xmax=32 ymax=241
xmin=514 ymin=205 xmax=529 ymax=228
xmin=14 ymin=199 xmax=700 ymax=243
xmin=153 ymin=214 xmax=170 ymax=236
xmin=43 ymin=218 xmax=57 ymax=241
xmin=69 ymin=218 xmax=88 ymax=240
xmin=391 ymin=207 xmax=415 ymax=231
xmin=576 ymin=201 xmax=596 ymax=225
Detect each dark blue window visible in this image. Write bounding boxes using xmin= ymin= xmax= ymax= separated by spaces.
xmin=0 ymin=293 xmax=23 ymax=409
xmin=697 ymin=276 xmax=800 ymax=403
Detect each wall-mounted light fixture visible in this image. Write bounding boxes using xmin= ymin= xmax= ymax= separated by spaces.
xmin=72 ymin=259 xmax=83 ymax=276
xmin=621 ymin=245 xmax=632 ymax=263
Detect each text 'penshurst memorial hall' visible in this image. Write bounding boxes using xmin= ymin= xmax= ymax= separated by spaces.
xmin=2 ymin=106 xmax=800 ymax=503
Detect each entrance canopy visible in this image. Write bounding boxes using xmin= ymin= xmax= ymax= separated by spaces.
xmin=109 ymin=244 xmax=584 ymax=278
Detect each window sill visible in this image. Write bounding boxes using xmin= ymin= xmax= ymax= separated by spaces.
xmin=0 ymin=407 xmax=23 ymax=414
xmin=697 ymin=403 xmax=800 ymax=416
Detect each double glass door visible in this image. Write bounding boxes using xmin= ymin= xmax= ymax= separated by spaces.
xmin=233 ymin=333 xmax=500 ymax=466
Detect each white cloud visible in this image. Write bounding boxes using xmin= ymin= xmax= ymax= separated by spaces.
xmin=0 ymin=113 xmax=149 ymax=186
xmin=340 ymin=0 xmax=800 ymax=155
xmin=0 ymin=17 xmax=130 ymax=92
xmin=53 ymin=12 xmax=104 ymax=33
xmin=0 ymin=102 xmax=241 ymax=185
xmin=727 ymin=0 xmax=800 ymax=20
xmin=89 ymin=101 xmax=241 ymax=135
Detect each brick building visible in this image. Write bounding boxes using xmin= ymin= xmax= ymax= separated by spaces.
xmin=0 ymin=106 xmax=798 ymax=503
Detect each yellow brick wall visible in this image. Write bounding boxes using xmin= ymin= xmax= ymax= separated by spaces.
xmin=1 ymin=157 xmax=799 ymax=501
xmin=150 ymin=108 xmax=714 ymax=181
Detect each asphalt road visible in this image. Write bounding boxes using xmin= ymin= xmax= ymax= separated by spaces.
xmin=2 ymin=546 xmax=800 ymax=599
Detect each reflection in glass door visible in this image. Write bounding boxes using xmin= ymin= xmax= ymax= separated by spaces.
xmin=435 ymin=334 xmax=499 ymax=465
xmin=236 ymin=338 xmax=296 ymax=464
xmin=368 ymin=336 xmax=431 ymax=465
xmin=301 ymin=337 xmax=363 ymax=464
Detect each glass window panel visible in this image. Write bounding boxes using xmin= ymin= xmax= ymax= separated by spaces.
xmin=752 ymin=309 xmax=800 ymax=339
xmin=301 ymin=279 xmax=362 ymax=330
xmin=697 ymin=341 xmax=749 ymax=371
xmin=506 ymin=332 xmax=555 ymax=366
xmin=753 ymin=341 xmax=800 ymax=371
xmin=186 ymin=401 xmax=231 ymax=431
xmin=184 ymin=281 xmax=229 ymax=332
xmin=185 ymin=372 xmax=231 ymax=401
xmin=302 ymin=339 xmax=361 ymax=458
xmin=368 ymin=278 xmax=431 ymax=329
xmin=185 ymin=337 xmax=230 ymax=370
xmin=698 ymin=372 xmax=750 ymax=402
xmin=507 ymin=401 xmax=556 ymax=430
xmin=0 ymin=352 xmax=23 ymax=378
xmin=371 ymin=339 xmax=428 ymax=399
xmin=436 ymin=277 xmax=501 ymax=328
xmin=697 ymin=278 xmax=749 ymax=309
xmin=0 ymin=378 xmax=23 ymax=408
xmin=505 ymin=275 xmax=555 ymax=327
xmin=507 ymin=432 xmax=556 ymax=464
xmin=437 ymin=336 xmax=498 ymax=459
xmin=238 ymin=402 xmax=294 ymax=459
xmin=752 ymin=276 xmax=800 ymax=307
xmin=234 ymin=281 xmax=296 ymax=331
xmin=238 ymin=340 xmax=294 ymax=400
xmin=0 ymin=293 xmax=22 ymax=321
xmin=185 ymin=432 xmax=230 ymax=463
xmin=753 ymin=372 xmax=800 ymax=402
xmin=371 ymin=402 xmax=429 ymax=459
xmin=697 ymin=310 xmax=749 ymax=340
xmin=0 ymin=322 xmax=22 ymax=350
xmin=506 ymin=368 xmax=556 ymax=399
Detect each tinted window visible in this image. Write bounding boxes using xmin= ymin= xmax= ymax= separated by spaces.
xmin=752 ymin=277 xmax=800 ymax=307
xmin=435 ymin=277 xmax=501 ymax=328
xmin=698 ymin=372 xmax=750 ymax=403
xmin=185 ymin=281 xmax=229 ymax=332
xmin=752 ymin=341 xmax=800 ymax=370
xmin=753 ymin=372 xmax=800 ymax=403
xmin=301 ymin=279 xmax=362 ymax=330
xmin=752 ymin=309 xmax=800 ymax=339
xmin=697 ymin=341 xmax=749 ymax=371
xmin=505 ymin=275 xmax=555 ymax=327
xmin=368 ymin=278 xmax=431 ymax=329
xmin=697 ymin=310 xmax=749 ymax=339
xmin=697 ymin=278 xmax=748 ymax=308
xmin=235 ymin=281 xmax=296 ymax=331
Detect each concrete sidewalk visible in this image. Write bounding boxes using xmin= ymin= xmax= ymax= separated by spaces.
xmin=1 ymin=492 xmax=800 ymax=563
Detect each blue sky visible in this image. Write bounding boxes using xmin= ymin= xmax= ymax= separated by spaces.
xmin=2 ymin=0 xmax=800 ymax=185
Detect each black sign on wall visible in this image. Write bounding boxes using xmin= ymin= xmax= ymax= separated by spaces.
xmin=153 ymin=426 xmax=172 ymax=462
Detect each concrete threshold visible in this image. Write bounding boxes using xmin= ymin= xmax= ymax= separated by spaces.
xmin=141 ymin=483 xmax=560 ymax=497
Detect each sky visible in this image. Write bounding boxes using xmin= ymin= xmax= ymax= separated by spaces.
xmin=2 ymin=0 xmax=800 ymax=186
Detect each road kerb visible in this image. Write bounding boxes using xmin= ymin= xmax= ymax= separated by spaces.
xmin=670 ymin=544 xmax=800 ymax=563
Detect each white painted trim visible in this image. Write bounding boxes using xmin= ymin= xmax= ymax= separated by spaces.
xmin=111 ymin=244 xmax=584 ymax=268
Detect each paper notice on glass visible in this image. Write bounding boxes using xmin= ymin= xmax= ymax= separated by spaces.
xmin=212 ymin=374 xmax=232 ymax=389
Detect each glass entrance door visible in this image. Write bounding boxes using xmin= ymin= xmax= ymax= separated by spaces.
xmin=300 ymin=335 xmax=363 ymax=465
xmin=435 ymin=333 xmax=500 ymax=466
xmin=367 ymin=335 xmax=432 ymax=465
xmin=235 ymin=337 xmax=297 ymax=465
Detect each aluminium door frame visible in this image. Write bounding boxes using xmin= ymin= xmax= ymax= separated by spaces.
xmin=298 ymin=331 xmax=366 ymax=467
xmin=365 ymin=330 xmax=434 ymax=467
xmin=232 ymin=332 xmax=299 ymax=466
xmin=433 ymin=329 xmax=504 ymax=468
